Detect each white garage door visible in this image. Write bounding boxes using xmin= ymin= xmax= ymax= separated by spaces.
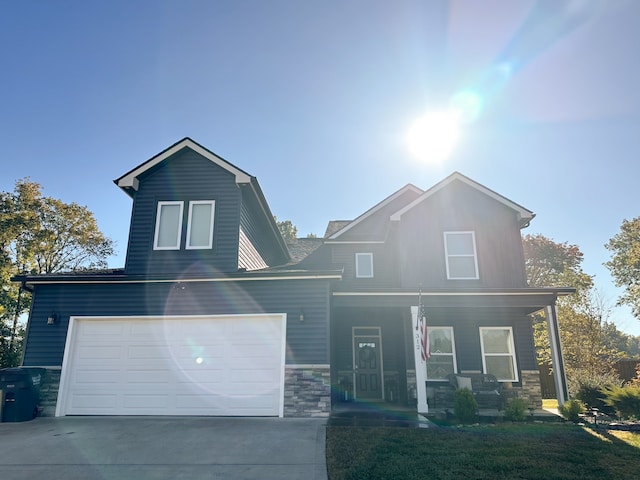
xmin=56 ymin=314 xmax=286 ymax=417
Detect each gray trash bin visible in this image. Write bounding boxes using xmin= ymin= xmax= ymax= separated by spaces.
xmin=0 ymin=367 xmax=45 ymax=422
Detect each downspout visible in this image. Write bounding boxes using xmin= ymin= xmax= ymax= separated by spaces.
xmin=545 ymin=301 xmax=569 ymax=406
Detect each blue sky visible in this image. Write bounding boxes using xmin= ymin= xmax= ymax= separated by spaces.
xmin=2 ymin=1 xmax=639 ymax=334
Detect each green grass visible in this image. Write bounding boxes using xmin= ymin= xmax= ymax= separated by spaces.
xmin=326 ymin=423 xmax=640 ymax=479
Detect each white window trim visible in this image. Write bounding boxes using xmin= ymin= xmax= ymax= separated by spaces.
xmin=186 ymin=200 xmax=215 ymax=250
xmin=355 ymin=252 xmax=374 ymax=278
xmin=153 ymin=201 xmax=184 ymax=250
xmin=426 ymin=326 xmax=458 ymax=381
xmin=444 ymin=231 xmax=479 ymax=280
xmin=479 ymin=326 xmax=519 ymax=382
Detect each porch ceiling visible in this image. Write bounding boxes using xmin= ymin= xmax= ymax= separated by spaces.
xmin=331 ymin=288 xmax=574 ymax=315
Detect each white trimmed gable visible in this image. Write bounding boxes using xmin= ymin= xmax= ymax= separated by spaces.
xmin=115 ymin=138 xmax=252 ymax=193
xmin=390 ymin=172 xmax=534 ymax=227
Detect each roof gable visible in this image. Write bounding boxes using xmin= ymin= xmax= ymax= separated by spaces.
xmin=390 ymin=172 xmax=534 ymax=227
xmin=114 ymin=137 xmax=252 ymax=195
xmin=327 ymin=184 xmax=423 ymax=241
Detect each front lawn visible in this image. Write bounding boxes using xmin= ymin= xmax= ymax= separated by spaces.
xmin=327 ymin=423 xmax=640 ymax=479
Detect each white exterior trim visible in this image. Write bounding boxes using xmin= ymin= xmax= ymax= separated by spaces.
xmin=411 ymin=306 xmax=429 ymax=414
xmin=117 ymin=138 xmax=252 ymax=190
xmin=390 ymin=172 xmax=534 ymax=224
xmin=479 ymin=326 xmax=519 ymax=382
xmin=186 ymin=200 xmax=215 ymax=250
xmin=355 ymin=253 xmax=374 ymax=278
xmin=25 ymin=274 xmax=342 ymax=287
xmin=328 ymin=184 xmax=423 ymax=240
xmin=444 ymin=231 xmax=479 ymax=280
xmin=153 ymin=201 xmax=184 ymax=250
xmin=57 ymin=313 xmax=287 ymax=417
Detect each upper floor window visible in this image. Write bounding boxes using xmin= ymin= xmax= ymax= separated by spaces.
xmin=426 ymin=326 xmax=457 ymax=381
xmin=186 ymin=201 xmax=215 ymax=249
xmin=479 ymin=327 xmax=518 ymax=382
xmin=444 ymin=231 xmax=479 ymax=279
xmin=355 ymin=253 xmax=374 ymax=278
xmin=153 ymin=200 xmax=215 ymax=251
xmin=154 ymin=201 xmax=184 ymax=250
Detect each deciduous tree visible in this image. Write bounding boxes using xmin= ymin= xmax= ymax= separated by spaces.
xmin=0 ymin=179 xmax=114 ymax=367
xmin=605 ymin=217 xmax=640 ymax=319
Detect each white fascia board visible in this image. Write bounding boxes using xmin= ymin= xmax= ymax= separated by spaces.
xmin=332 ymin=290 xmax=573 ymax=297
xmin=328 ymin=184 xmax=423 ymax=240
xmin=390 ymin=172 xmax=534 ymax=223
xmin=24 ymin=273 xmax=343 ymax=287
xmin=117 ymin=139 xmax=252 ymax=190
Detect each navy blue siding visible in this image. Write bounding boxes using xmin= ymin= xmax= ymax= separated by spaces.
xmin=333 ymin=188 xmax=421 ymax=242
xmin=23 ymin=279 xmax=331 ymax=367
xmin=125 ymin=149 xmax=241 ymax=276
xmin=396 ymin=181 xmax=528 ymax=289
xmin=402 ymin=307 xmax=538 ymax=380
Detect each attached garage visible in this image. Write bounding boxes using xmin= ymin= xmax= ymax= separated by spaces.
xmin=56 ymin=314 xmax=286 ymax=417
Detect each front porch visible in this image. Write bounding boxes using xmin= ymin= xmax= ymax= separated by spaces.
xmin=330 ymin=289 xmax=572 ymax=413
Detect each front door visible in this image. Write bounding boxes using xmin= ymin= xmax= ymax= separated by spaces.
xmin=353 ymin=327 xmax=383 ymax=400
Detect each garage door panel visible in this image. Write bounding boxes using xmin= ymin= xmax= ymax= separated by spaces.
xmin=77 ymin=345 xmax=123 ymax=360
xmin=70 ymin=394 xmax=118 ymax=410
xmin=60 ymin=315 xmax=285 ymax=417
xmin=73 ymin=370 xmax=121 ymax=384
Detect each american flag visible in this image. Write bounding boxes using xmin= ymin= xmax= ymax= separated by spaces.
xmin=417 ymin=291 xmax=430 ymax=361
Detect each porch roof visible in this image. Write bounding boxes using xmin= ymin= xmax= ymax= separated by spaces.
xmin=331 ymin=287 xmax=574 ymax=314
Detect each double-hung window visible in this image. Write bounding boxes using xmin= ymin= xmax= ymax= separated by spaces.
xmin=426 ymin=326 xmax=457 ymax=380
xmin=154 ymin=200 xmax=215 ymax=250
xmin=154 ymin=201 xmax=184 ymax=250
xmin=355 ymin=253 xmax=374 ymax=278
xmin=479 ymin=327 xmax=518 ymax=381
xmin=444 ymin=231 xmax=479 ymax=279
xmin=186 ymin=201 xmax=215 ymax=249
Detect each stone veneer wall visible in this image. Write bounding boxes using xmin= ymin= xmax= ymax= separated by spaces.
xmin=517 ymin=370 xmax=543 ymax=408
xmin=284 ymin=365 xmax=331 ymax=417
xmin=406 ymin=369 xmax=417 ymax=404
xmin=38 ymin=368 xmax=61 ymax=417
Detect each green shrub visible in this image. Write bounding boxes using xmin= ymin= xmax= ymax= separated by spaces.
xmin=558 ymin=399 xmax=585 ymax=422
xmin=567 ymin=369 xmax=620 ymax=399
xmin=454 ymin=388 xmax=478 ymax=424
xmin=504 ymin=397 xmax=528 ymax=422
xmin=602 ymin=385 xmax=640 ymax=420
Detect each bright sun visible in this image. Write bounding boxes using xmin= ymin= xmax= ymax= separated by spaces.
xmin=405 ymin=110 xmax=462 ymax=164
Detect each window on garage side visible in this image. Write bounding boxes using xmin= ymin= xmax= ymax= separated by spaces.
xmin=444 ymin=231 xmax=479 ymax=279
xmin=186 ymin=200 xmax=215 ymax=249
xmin=479 ymin=327 xmax=518 ymax=381
xmin=355 ymin=252 xmax=374 ymax=278
xmin=154 ymin=201 xmax=184 ymax=250
xmin=426 ymin=326 xmax=457 ymax=380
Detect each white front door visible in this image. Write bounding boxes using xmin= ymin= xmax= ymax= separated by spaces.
xmin=57 ymin=314 xmax=286 ymax=417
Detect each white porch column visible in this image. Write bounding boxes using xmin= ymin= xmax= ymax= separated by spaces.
xmin=545 ymin=304 xmax=569 ymax=406
xmin=411 ymin=306 xmax=429 ymax=414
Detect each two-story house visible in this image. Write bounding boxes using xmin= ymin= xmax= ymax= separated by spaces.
xmin=14 ymin=138 xmax=572 ymax=418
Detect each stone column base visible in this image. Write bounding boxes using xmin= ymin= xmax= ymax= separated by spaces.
xmin=284 ymin=365 xmax=331 ymax=417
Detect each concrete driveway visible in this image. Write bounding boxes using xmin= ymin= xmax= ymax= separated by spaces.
xmin=0 ymin=416 xmax=328 ymax=480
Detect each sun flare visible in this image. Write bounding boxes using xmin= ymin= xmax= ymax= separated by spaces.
xmin=406 ymin=110 xmax=462 ymax=164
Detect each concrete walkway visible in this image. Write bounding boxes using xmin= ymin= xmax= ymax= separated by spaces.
xmin=0 ymin=416 xmax=328 ymax=480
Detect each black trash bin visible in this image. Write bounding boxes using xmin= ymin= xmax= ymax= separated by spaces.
xmin=0 ymin=368 xmax=45 ymax=422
